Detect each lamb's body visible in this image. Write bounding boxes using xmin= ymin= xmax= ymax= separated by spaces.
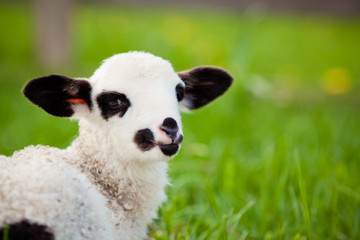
xmin=0 ymin=52 xmax=232 ymax=239
xmin=0 ymin=143 xmax=167 ymax=239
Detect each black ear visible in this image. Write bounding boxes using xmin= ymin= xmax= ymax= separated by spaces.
xmin=23 ymin=75 xmax=92 ymax=117
xmin=178 ymin=66 xmax=233 ymax=110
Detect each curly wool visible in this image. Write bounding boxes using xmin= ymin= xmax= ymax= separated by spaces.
xmin=0 ymin=140 xmax=168 ymax=239
xmin=0 ymin=145 xmax=120 ymax=239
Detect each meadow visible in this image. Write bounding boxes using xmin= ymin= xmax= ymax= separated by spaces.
xmin=1 ymin=2 xmax=360 ymax=239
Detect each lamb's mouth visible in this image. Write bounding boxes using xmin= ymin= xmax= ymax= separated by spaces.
xmin=158 ymin=143 xmax=179 ymax=156
xmin=134 ymin=128 xmax=183 ymax=156
xmin=157 ymin=135 xmax=183 ymax=156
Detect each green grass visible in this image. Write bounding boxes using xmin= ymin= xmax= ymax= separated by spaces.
xmin=1 ymin=2 xmax=360 ymax=239
xmin=1 ymin=224 xmax=9 ymax=240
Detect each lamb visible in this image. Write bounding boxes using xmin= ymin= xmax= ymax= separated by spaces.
xmin=0 ymin=51 xmax=233 ymax=240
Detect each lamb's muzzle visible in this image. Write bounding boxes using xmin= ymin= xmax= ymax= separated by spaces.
xmin=133 ymin=123 xmax=183 ymax=156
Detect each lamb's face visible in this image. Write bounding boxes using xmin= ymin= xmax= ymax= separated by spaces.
xmin=23 ymin=51 xmax=233 ymax=162
xmin=86 ymin=53 xmax=185 ymax=160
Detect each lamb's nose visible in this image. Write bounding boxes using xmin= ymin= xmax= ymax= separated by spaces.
xmin=160 ymin=117 xmax=178 ymax=139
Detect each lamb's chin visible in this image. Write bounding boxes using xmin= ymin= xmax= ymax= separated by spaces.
xmin=158 ymin=143 xmax=179 ymax=156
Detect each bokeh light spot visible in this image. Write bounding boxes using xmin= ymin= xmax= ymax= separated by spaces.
xmin=321 ymin=67 xmax=353 ymax=95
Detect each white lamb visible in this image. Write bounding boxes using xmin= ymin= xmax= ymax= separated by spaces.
xmin=0 ymin=51 xmax=232 ymax=240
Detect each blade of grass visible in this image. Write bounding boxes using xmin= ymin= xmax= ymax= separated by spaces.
xmin=294 ymin=150 xmax=313 ymax=240
xmin=2 ymin=224 xmax=9 ymax=240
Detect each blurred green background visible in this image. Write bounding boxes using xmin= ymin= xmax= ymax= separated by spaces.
xmin=1 ymin=1 xmax=360 ymax=239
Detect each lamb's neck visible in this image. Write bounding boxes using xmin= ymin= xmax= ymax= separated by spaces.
xmin=68 ymin=134 xmax=169 ymax=224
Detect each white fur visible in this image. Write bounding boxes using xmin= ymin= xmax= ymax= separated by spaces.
xmin=0 ymin=52 xmax=185 ymax=239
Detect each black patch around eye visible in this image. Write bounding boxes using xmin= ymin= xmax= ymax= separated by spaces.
xmin=176 ymin=84 xmax=184 ymax=102
xmin=96 ymin=91 xmax=131 ymax=120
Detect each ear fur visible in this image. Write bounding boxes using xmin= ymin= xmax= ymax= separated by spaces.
xmin=178 ymin=66 xmax=233 ymax=110
xmin=23 ymin=75 xmax=92 ymax=117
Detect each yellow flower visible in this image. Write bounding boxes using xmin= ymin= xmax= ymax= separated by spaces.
xmin=322 ymin=68 xmax=353 ymax=95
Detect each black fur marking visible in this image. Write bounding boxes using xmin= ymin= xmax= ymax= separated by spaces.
xmin=134 ymin=128 xmax=155 ymax=151
xmin=159 ymin=144 xmax=179 ymax=156
xmin=96 ymin=91 xmax=131 ymax=120
xmin=161 ymin=118 xmax=178 ymax=139
xmin=178 ymin=66 xmax=233 ymax=109
xmin=175 ymin=84 xmax=184 ymax=102
xmin=162 ymin=117 xmax=178 ymax=129
xmin=23 ymin=75 xmax=92 ymax=117
xmin=0 ymin=220 xmax=54 ymax=240
xmin=175 ymin=134 xmax=184 ymax=144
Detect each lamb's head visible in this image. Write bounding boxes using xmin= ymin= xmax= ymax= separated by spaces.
xmin=23 ymin=52 xmax=232 ymax=162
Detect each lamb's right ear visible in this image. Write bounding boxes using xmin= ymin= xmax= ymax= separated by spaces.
xmin=23 ymin=75 xmax=92 ymax=117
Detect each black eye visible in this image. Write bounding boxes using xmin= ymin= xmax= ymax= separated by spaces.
xmin=176 ymin=84 xmax=184 ymax=102
xmin=108 ymin=99 xmax=121 ymax=109
xmin=97 ymin=92 xmax=131 ymax=120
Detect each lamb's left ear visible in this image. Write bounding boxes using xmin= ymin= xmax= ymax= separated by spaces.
xmin=23 ymin=74 xmax=92 ymax=118
xmin=178 ymin=66 xmax=233 ymax=110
